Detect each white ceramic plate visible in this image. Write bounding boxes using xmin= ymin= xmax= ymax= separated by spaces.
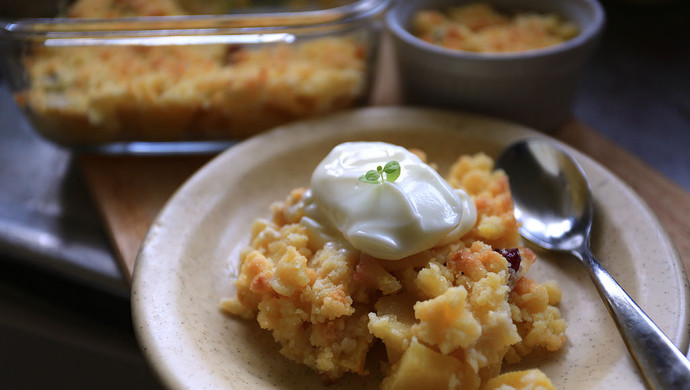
xmin=132 ymin=107 xmax=690 ymax=390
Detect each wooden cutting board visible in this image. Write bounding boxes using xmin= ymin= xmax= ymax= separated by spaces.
xmin=78 ymin=37 xmax=690 ymax=283
xmin=78 ymin=122 xmax=690 ymax=282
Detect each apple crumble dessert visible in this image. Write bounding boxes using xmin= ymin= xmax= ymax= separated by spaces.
xmin=221 ymin=143 xmax=566 ymax=389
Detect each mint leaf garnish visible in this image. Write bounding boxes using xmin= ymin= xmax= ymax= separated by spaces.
xmin=359 ymin=161 xmax=401 ymax=184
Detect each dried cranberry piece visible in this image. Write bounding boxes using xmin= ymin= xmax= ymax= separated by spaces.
xmin=494 ymin=248 xmax=522 ymax=272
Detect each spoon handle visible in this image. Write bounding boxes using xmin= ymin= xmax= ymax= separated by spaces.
xmin=577 ymin=246 xmax=690 ymax=390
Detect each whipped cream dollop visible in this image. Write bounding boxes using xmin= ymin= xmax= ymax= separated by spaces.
xmin=301 ymin=142 xmax=477 ymax=260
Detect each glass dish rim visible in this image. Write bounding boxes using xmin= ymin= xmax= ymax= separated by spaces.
xmin=1 ymin=0 xmax=391 ymax=36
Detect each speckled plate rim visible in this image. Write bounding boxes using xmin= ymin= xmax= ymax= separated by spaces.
xmin=132 ymin=106 xmax=690 ymax=390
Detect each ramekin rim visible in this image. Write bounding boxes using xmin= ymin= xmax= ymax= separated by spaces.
xmin=384 ymin=0 xmax=605 ymax=62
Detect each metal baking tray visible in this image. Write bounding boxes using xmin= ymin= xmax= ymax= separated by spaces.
xmin=0 ymin=81 xmax=128 ymax=296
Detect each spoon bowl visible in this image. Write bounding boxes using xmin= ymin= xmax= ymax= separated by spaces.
xmin=497 ymin=138 xmax=690 ymax=390
xmin=498 ymin=139 xmax=593 ymax=252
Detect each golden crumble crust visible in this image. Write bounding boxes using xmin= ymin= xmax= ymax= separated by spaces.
xmin=19 ymin=0 xmax=367 ymax=143
xmin=412 ymin=3 xmax=579 ymax=54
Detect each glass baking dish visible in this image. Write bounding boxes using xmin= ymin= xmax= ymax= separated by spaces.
xmin=0 ymin=0 xmax=389 ymax=154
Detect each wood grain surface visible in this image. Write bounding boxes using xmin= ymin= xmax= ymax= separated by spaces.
xmin=78 ymin=37 xmax=690 ymax=283
xmin=78 ymin=122 xmax=690 ymax=282
xmin=79 ymin=155 xmax=211 ymax=280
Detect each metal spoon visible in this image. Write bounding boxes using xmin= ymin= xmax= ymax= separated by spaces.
xmin=496 ymin=138 xmax=690 ymax=390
